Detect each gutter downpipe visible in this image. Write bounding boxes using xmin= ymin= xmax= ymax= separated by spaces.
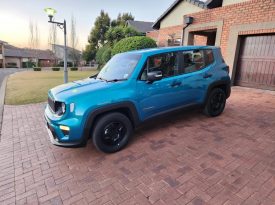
xmin=181 ymin=16 xmax=194 ymax=46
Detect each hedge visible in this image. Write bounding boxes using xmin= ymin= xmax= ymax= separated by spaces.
xmin=96 ymin=45 xmax=112 ymax=69
xmin=112 ymin=36 xmax=157 ymax=56
xmin=33 ymin=67 xmax=41 ymax=71
xmin=52 ymin=67 xmax=60 ymax=71
xmin=70 ymin=67 xmax=78 ymax=71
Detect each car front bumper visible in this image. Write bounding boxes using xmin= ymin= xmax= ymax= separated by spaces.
xmin=44 ymin=108 xmax=84 ymax=147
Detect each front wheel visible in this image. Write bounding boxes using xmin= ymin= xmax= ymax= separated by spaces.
xmin=203 ymin=88 xmax=226 ymax=117
xmin=92 ymin=112 xmax=133 ymax=153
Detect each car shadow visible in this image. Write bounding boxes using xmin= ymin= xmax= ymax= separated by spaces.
xmin=132 ymin=107 xmax=204 ymax=142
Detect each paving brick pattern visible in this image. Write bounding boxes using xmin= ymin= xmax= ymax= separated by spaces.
xmin=1 ymin=87 xmax=275 ymax=205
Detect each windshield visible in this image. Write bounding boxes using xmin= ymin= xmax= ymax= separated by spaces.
xmin=97 ymin=53 xmax=141 ymax=81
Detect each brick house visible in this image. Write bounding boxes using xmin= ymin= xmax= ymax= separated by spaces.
xmin=148 ymin=0 xmax=275 ymax=90
xmin=0 ymin=41 xmax=56 ymax=68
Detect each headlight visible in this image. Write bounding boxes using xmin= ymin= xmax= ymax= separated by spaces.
xmin=55 ymin=102 xmax=66 ymax=116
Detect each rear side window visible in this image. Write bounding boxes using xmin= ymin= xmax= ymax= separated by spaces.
xmin=204 ymin=50 xmax=215 ymax=66
xmin=177 ymin=49 xmax=215 ymax=75
xmin=177 ymin=50 xmax=205 ymax=75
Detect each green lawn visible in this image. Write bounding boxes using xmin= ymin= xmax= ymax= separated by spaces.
xmin=5 ymin=70 xmax=97 ymax=105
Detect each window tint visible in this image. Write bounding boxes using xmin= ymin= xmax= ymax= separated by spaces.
xmin=177 ymin=50 xmax=205 ymax=75
xmin=204 ymin=50 xmax=215 ymax=66
xmin=140 ymin=52 xmax=177 ymax=80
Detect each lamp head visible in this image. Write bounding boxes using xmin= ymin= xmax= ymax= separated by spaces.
xmin=44 ymin=8 xmax=57 ymax=22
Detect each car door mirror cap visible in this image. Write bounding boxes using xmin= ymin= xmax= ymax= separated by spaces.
xmin=147 ymin=71 xmax=163 ymax=83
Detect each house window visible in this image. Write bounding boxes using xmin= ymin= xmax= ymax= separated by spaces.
xmin=168 ymin=38 xmax=181 ymax=46
xmin=167 ymin=33 xmax=181 ymax=46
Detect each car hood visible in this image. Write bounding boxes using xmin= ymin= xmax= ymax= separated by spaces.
xmin=49 ymin=78 xmax=114 ymax=100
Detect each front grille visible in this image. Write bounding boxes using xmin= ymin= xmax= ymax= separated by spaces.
xmin=48 ymin=97 xmax=56 ymax=112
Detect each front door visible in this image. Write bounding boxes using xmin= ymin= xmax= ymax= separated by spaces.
xmin=136 ymin=52 xmax=183 ymax=120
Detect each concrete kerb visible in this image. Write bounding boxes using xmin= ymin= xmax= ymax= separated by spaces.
xmin=0 ymin=75 xmax=9 ymax=140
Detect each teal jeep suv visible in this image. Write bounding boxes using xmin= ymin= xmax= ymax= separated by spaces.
xmin=45 ymin=46 xmax=231 ymax=153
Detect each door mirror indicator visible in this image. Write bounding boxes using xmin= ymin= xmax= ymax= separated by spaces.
xmin=147 ymin=71 xmax=163 ymax=83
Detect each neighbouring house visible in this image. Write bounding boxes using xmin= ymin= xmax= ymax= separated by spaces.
xmin=148 ymin=0 xmax=275 ymax=91
xmin=126 ymin=20 xmax=159 ymax=41
xmin=0 ymin=41 xmax=56 ymax=68
xmin=0 ymin=40 xmax=7 ymax=68
xmin=52 ymin=44 xmax=82 ymax=66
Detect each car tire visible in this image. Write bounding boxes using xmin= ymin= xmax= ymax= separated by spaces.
xmin=203 ymin=88 xmax=226 ymax=117
xmin=92 ymin=112 xmax=133 ymax=153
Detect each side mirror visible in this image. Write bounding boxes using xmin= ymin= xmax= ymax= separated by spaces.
xmin=147 ymin=71 xmax=163 ymax=83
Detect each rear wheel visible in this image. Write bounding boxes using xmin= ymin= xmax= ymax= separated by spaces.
xmin=92 ymin=112 xmax=133 ymax=153
xmin=203 ymin=88 xmax=226 ymax=117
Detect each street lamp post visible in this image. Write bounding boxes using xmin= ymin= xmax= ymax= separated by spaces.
xmin=44 ymin=8 xmax=68 ymax=83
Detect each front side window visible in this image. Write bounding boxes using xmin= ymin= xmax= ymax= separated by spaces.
xmin=140 ymin=52 xmax=177 ymax=80
xmin=97 ymin=53 xmax=141 ymax=81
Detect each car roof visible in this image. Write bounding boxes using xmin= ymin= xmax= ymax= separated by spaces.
xmin=125 ymin=46 xmax=217 ymax=56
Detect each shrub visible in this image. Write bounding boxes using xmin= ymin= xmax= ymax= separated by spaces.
xmin=22 ymin=61 xmax=35 ymax=68
xmin=58 ymin=61 xmax=73 ymax=67
xmin=96 ymin=45 xmax=112 ymax=69
xmin=70 ymin=67 xmax=78 ymax=71
xmin=33 ymin=67 xmax=41 ymax=71
xmin=112 ymin=36 xmax=157 ymax=56
xmin=52 ymin=67 xmax=60 ymax=71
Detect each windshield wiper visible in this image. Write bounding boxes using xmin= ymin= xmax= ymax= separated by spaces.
xmin=89 ymin=74 xmax=98 ymax=79
xmin=97 ymin=77 xmax=108 ymax=81
xmin=107 ymin=79 xmax=127 ymax=82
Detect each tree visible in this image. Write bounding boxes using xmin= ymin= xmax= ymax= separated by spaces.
xmin=29 ymin=21 xmax=34 ymax=49
xmin=95 ymin=45 xmax=111 ymax=69
xmin=70 ymin=15 xmax=80 ymax=66
xmin=105 ymin=26 xmax=142 ymax=46
xmin=112 ymin=13 xmax=134 ymax=27
xmin=48 ymin=24 xmax=57 ymax=51
xmin=29 ymin=20 xmax=40 ymax=66
xmin=83 ymin=10 xmax=110 ymax=63
xmin=82 ymin=44 xmax=95 ymax=62
xmin=88 ymin=10 xmax=110 ymax=49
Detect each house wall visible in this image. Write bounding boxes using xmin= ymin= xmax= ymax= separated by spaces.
xmin=183 ymin=0 xmax=275 ymax=81
xmin=160 ymin=1 xmax=204 ymax=28
xmin=39 ymin=59 xmax=55 ymax=67
xmin=222 ymin=0 xmax=250 ymax=6
xmin=157 ymin=25 xmax=183 ymax=47
xmin=146 ymin=30 xmax=159 ymax=42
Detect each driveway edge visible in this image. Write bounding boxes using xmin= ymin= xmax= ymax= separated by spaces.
xmin=0 ymin=75 xmax=8 ymax=139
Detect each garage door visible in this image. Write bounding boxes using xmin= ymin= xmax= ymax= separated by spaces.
xmin=235 ymin=34 xmax=275 ymax=90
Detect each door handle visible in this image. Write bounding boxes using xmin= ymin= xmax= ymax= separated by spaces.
xmin=171 ymin=81 xmax=182 ymax=87
xmin=203 ymin=73 xmax=213 ymax=79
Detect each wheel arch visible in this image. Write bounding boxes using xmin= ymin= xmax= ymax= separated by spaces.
xmin=204 ymin=79 xmax=231 ymax=104
xmin=83 ymin=102 xmax=140 ymax=141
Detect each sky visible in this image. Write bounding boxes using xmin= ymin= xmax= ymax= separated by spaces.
xmin=0 ymin=0 xmax=175 ymax=51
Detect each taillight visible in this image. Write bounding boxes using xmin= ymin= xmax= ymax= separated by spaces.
xmin=223 ymin=66 xmax=229 ymax=74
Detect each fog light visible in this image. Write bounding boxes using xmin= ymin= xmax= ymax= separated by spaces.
xmin=60 ymin=125 xmax=70 ymax=136
xmin=59 ymin=125 xmax=70 ymax=131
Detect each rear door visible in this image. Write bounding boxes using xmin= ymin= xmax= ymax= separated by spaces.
xmin=175 ymin=49 xmax=215 ymax=104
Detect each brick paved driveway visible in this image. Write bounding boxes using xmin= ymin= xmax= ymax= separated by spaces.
xmin=1 ymin=87 xmax=275 ymax=205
